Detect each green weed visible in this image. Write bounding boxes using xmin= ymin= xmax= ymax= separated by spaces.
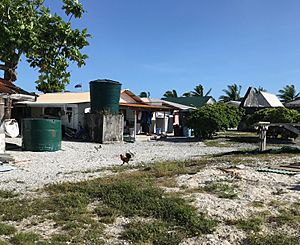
xmin=10 ymin=232 xmax=40 ymax=245
xmin=0 ymin=223 xmax=16 ymax=235
xmin=204 ymin=182 xmax=238 ymax=199
xmin=244 ymin=233 xmax=300 ymax=245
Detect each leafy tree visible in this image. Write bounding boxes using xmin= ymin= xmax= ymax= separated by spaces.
xmin=187 ymin=103 xmax=244 ymax=138
xmin=139 ymin=91 xmax=150 ymax=98
xmin=191 ymin=84 xmax=212 ymax=97
xmin=219 ymin=84 xmax=242 ymax=102
xmin=163 ymin=90 xmax=178 ymax=98
xmin=0 ymin=0 xmax=90 ymax=93
xmin=277 ymin=85 xmax=300 ymax=102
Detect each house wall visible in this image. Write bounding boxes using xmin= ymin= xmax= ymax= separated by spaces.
xmin=78 ymin=103 xmax=90 ymax=129
xmin=31 ymin=108 xmax=44 ymax=118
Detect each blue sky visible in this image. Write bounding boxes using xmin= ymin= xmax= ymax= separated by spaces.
xmin=15 ymin=0 xmax=300 ymax=99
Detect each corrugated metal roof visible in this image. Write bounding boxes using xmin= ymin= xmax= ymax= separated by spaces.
xmin=240 ymin=87 xmax=283 ymax=108
xmin=260 ymin=91 xmax=284 ymax=107
xmin=141 ymin=98 xmax=196 ymax=110
xmin=285 ymin=98 xmax=300 ymax=107
xmin=0 ymin=78 xmax=34 ymax=95
xmin=20 ymin=90 xmax=143 ymax=105
xmin=120 ymin=103 xmax=171 ymax=111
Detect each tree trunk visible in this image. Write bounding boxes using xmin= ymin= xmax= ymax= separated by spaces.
xmin=0 ymin=61 xmax=18 ymax=82
xmin=4 ymin=62 xmax=18 ymax=82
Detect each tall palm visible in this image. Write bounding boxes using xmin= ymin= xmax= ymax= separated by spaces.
xmin=139 ymin=91 xmax=150 ymax=98
xmin=255 ymin=86 xmax=267 ymax=92
xmin=192 ymin=84 xmax=212 ymax=97
xmin=182 ymin=91 xmax=192 ymax=97
xmin=163 ymin=89 xmax=178 ymax=98
xmin=219 ymin=84 xmax=242 ymax=102
xmin=277 ymin=85 xmax=300 ymax=102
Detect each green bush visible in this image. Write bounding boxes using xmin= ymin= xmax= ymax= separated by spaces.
xmin=247 ymin=107 xmax=300 ymax=125
xmin=187 ymin=103 xmax=244 ymax=138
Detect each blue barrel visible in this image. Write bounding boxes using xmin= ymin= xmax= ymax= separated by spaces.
xmin=90 ymin=79 xmax=121 ymax=114
xmin=22 ymin=119 xmax=62 ymax=152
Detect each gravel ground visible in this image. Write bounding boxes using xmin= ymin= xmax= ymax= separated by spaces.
xmin=178 ymin=159 xmax=300 ymax=244
xmin=1 ymin=137 xmax=243 ymax=192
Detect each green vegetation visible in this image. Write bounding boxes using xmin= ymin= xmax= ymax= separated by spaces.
xmin=244 ymin=233 xmax=300 ymax=245
xmin=268 ymin=203 xmax=300 ymax=228
xmin=0 ymin=223 xmax=16 ymax=235
xmin=0 ymin=139 xmax=299 ymax=244
xmin=0 ymin=0 xmax=90 ymax=92
xmin=183 ymin=84 xmax=212 ymax=97
xmin=0 ymin=161 xmax=216 ymax=244
xmin=277 ymin=84 xmax=300 ymax=102
xmin=219 ymin=83 xmax=242 ymax=102
xmin=250 ymin=201 xmax=265 ymax=208
xmin=10 ymin=232 xmax=40 ymax=245
xmin=228 ymin=217 xmax=263 ymax=232
xmin=163 ymin=89 xmax=178 ymax=98
xmin=0 ymin=190 xmax=18 ymax=199
xmin=188 ymin=103 xmax=244 ymax=138
xmin=247 ymin=107 xmax=300 ymax=125
xmin=122 ymin=220 xmax=185 ymax=245
xmin=203 ymin=182 xmax=238 ymax=199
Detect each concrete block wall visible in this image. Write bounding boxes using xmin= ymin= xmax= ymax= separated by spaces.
xmin=85 ymin=113 xmax=123 ymax=143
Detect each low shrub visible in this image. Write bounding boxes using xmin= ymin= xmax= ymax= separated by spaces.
xmin=247 ymin=107 xmax=300 ymax=125
xmin=187 ymin=103 xmax=244 ymax=139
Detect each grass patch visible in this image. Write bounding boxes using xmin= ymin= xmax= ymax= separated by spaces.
xmin=0 ymin=199 xmax=44 ymax=221
xmin=244 ymin=233 xmax=300 ymax=245
xmin=46 ymin=174 xmax=217 ymax=239
xmin=142 ymin=159 xmax=207 ymax=178
xmin=0 ymin=167 xmax=217 ymax=244
xmin=204 ymin=182 xmax=238 ymax=199
xmin=227 ymin=217 xmax=263 ymax=232
xmin=251 ymin=201 xmax=265 ymax=208
xmin=94 ymin=205 xmax=119 ymax=224
xmin=122 ymin=220 xmax=185 ymax=245
xmin=10 ymin=232 xmax=40 ymax=244
xmin=216 ymin=146 xmax=300 ymax=157
xmin=268 ymin=204 xmax=300 ymax=228
xmin=0 ymin=190 xmax=18 ymax=199
xmin=0 ymin=223 xmax=16 ymax=235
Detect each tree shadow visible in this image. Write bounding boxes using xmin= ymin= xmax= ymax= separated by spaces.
xmin=289 ymin=184 xmax=300 ymax=191
xmin=155 ymin=136 xmax=201 ymax=143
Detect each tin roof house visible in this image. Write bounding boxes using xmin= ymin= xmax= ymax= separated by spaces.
xmin=16 ymin=89 xmax=174 ymax=140
xmin=240 ymin=87 xmax=283 ymax=113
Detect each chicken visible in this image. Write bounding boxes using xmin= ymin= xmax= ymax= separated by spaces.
xmin=120 ymin=152 xmax=132 ymax=165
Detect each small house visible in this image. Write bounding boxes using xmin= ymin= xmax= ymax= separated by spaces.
xmin=240 ymin=87 xmax=283 ymax=113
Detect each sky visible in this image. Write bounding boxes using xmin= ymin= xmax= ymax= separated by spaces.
xmin=14 ymin=0 xmax=300 ymax=99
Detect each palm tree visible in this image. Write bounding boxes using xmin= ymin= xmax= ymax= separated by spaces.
xmin=219 ymin=84 xmax=242 ymax=102
xmin=255 ymin=86 xmax=267 ymax=92
xmin=192 ymin=84 xmax=212 ymax=97
xmin=139 ymin=91 xmax=150 ymax=98
xmin=182 ymin=91 xmax=192 ymax=97
xmin=277 ymin=85 xmax=300 ymax=102
xmin=163 ymin=89 xmax=178 ymax=98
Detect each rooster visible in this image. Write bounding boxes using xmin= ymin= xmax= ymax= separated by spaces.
xmin=120 ymin=152 xmax=133 ymax=165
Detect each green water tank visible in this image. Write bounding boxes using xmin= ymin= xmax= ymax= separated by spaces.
xmin=22 ymin=119 xmax=62 ymax=152
xmin=90 ymin=79 xmax=121 ymax=113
